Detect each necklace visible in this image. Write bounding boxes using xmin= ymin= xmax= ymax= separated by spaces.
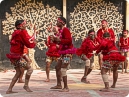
xmin=91 ymin=39 xmax=99 ymax=46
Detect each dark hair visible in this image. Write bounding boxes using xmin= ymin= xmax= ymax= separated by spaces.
xmin=15 ymin=20 xmax=24 ymax=29
xmin=122 ymin=30 xmax=129 ymax=34
xmin=88 ymin=29 xmax=95 ymax=34
xmin=58 ymin=16 xmax=66 ymax=24
xmin=103 ymin=32 xmax=110 ymax=38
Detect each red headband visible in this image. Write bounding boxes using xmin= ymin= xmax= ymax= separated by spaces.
xmin=58 ymin=18 xmax=65 ymax=25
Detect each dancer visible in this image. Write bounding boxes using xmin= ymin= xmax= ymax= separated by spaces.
xmin=97 ymin=20 xmax=115 ymax=74
xmin=76 ymin=29 xmax=100 ymax=83
xmin=95 ymin=32 xmax=125 ymax=92
xmin=45 ymin=26 xmax=60 ymax=82
xmin=50 ymin=17 xmax=75 ymax=92
xmin=6 ymin=20 xmax=37 ymax=94
xmin=118 ymin=30 xmax=129 ymax=73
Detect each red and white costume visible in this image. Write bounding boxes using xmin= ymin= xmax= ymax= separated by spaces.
xmin=76 ymin=37 xmax=100 ymax=59
xmin=97 ymin=28 xmax=115 ymax=41
xmin=96 ymin=38 xmax=125 ymax=68
xmin=58 ymin=27 xmax=75 ymax=55
xmin=118 ymin=37 xmax=129 ymax=52
xmin=45 ymin=36 xmax=60 ymax=57
xmin=56 ymin=27 xmax=74 ymax=65
xmin=6 ymin=29 xmax=36 ymax=64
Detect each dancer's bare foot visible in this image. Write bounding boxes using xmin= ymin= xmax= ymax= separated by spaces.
xmin=44 ymin=79 xmax=50 ymax=82
xmin=59 ymin=88 xmax=69 ymax=92
xmin=6 ymin=90 xmax=18 ymax=94
xmin=50 ymin=85 xmax=62 ymax=89
xmin=81 ymin=80 xmax=90 ymax=83
xmin=18 ymin=80 xmax=24 ymax=83
xmin=23 ymin=86 xmax=33 ymax=92
xmin=81 ymin=78 xmax=90 ymax=84
xmin=111 ymin=85 xmax=115 ymax=88
xmin=99 ymin=88 xmax=110 ymax=92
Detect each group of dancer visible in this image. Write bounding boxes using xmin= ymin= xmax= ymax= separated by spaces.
xmin=5 ymin=16 xmax=129 ymax=94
